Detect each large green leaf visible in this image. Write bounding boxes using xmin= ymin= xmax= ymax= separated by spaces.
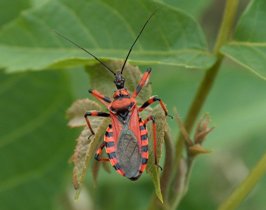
xmin=0 ymin=0 xmax=215 ymax=73
xmin=0 ymin=0 xmax=30 ymax=27
xmin=221 ymin=0 xmax=266 ymax=80
xmin=154 ymin=0 xmax=212 ymax=18
xmin=0 ymin=70 xmax=75 ymax=210
xmin=30 ymin=0 xmax=51 ymax=8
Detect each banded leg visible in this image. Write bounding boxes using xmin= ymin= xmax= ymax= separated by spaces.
xmin=143 ymin=115 xmax=162 ymax=170
xmin=94 ymin=142 xmax=109 ymax=162
xmin=89 ymin=89 xmax=111 ymax=107
xmin=139 ymin=96 xmax=172 ymax=118
xmin=132 ymin=68 xmax=152 ymax=98
xmin=139 ymin=122 xmax=149 ymax=173
xmin=84 ymin=111 xmax=110 ymax=135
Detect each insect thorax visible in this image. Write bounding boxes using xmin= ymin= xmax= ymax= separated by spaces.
xmin=110 ymin=88 xmax=135 ymax=122
xmin=113 ymin=88 xmax=130 ymax=99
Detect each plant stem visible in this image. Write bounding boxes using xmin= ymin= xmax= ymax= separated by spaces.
xmin=173 ymin=0 xmax=239 ymax=177
xmin=218 ymin=153 xmax=266 ymax=210
xmin=169 ymin=0 xmax=239 ymax=208
xmin=161 ymin=131 xmax=175 ymax=200
xmin=179 ymin=0 xmax=239 ymax=138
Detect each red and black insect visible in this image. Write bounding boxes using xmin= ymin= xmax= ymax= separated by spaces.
xmin=56 ymin=12 xmax=171 ymax=180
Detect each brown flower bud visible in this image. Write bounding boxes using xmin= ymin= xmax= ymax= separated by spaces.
xmin=189 ymin=144 xmax=210 ymax=157
xmin=194 ymin=114 xmax=214 ymax=145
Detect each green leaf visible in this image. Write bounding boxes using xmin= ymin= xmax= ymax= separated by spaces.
xmin=0 ymin=0 xmax=215 ymax=73
xmin=0 ymin=70 xmax=75 ymax=210
xmin=154 ymin=0 xmax=212 ymax=18
xmin=0 ymin=0 xmax=30 ymax=27
xmin=30 ymin=0 xmax=51 ymax=8
xmin=66 ymin=98 xmax=110 ymax=195
xmin=71 ymin=119 xmax=110 ymax=196
xmin=221 ymin=0 xmax=266 ymax=80
xmin=146 ymin=105 xmax=168 ymax=203
xmin=67 ymin=99 xmax=101 ymax=127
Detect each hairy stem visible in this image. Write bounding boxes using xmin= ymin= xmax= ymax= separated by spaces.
xmin=169 ymin=0 xmax=239 ymax=209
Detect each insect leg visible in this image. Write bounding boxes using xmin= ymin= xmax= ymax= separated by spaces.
xmin=132 ymin=68 xmax=152 ymax=98
xmin=139 ymin=96 xmax=172 ymax=118
xmin=84 ymin=111 xmax=110 ymax=135
xmin=143 ymin=115 xmax=162 ymax=170
xmin=89 ymin=89 xmax=111 ymax=107
xmin=94 ymin=142 xmax=109 ymax=162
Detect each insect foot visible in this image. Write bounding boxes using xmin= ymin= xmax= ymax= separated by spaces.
xmin=167 ymin=114 xmax=174 ymax=119
xmin=87 ymin=133 xmax=95 ymax=140
xmin=155 ymin=163 xmax=163 ymax=171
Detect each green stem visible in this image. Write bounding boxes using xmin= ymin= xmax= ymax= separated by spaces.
xmin=218 ymin=153 xmax=266 ymax=210
xmin=161 ymin=131 xmax=175 ymax=200
xmin=173 ymin=0 xmax=239 ymax=177
xmin=178 ymin=0 xmax=239 ymax=138
xmin=169 ymin=0 xmax=239 ymax=208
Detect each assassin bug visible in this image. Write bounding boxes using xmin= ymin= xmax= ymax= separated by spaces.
xmin=57 ymin=12 xmax=171 ymax=180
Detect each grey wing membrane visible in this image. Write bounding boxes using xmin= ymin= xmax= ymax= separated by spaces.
xmin=116 ymin=128 xmax=142 ymax=179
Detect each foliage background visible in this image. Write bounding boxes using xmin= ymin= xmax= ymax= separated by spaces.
xmin=0 ymin=0 xmax=266 ymax=210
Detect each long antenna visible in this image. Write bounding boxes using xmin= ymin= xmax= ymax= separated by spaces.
xmin=120 ymin=11 xmax=157 ymax=74
xmin=54 ymin=30 xmax=115 ymax=75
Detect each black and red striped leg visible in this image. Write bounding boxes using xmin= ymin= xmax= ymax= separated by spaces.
xmin=89 ymin=89 xmax=111 ymax=107
xmin=132 ymin=68 xmax=152 ymax=98
xmin=143 ymin=115 xmax=162 ymax=170
xmin=84 ymin=111 xmax=110 ymax=135
xmin=138 ymin=96 xmax=173 ymax=118
xmin=94 ymin=142 xmax=109 ymax=162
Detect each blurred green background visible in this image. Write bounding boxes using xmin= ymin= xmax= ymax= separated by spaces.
xmin=1 ymin=0 xmax=266 ymax=210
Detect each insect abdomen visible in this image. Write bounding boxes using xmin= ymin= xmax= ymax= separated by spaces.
xmin=105 ymin=126 xmax=125 ymax=176
xmin=117 ymin=130 xmax=142 ymax=179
